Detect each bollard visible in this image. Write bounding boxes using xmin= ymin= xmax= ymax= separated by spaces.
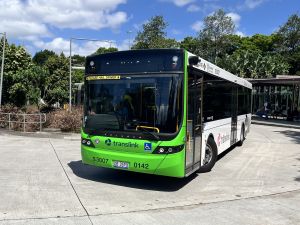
xmin=23 ymin=114 xmax=25 ymax=132
xmin=8 ymin=113 xmax=10 ymax=130
xmin=39 ymin=114 xmax=42 ymax=132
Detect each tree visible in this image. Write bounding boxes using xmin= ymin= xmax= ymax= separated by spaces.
xmin=275 ymin=14 xmax=300 ymax=74
xmin=72 ymin=54 xmax=86 ymax=66
xmin=43 ymin=53 xmax=69 ymax=105
xmin=132 ymin=15 xmax=179 ymax=49
xmin=0 ymin=41 xmax=32 ymax=105
xmin=9 ymin=65 xmax=49 ymax=108
xmin=180 ymin=36 xmax=199 ymax=54
xmin=32 ymin=50 xmax=56 ymax=66
xmin=219 ymin=50 xmax=290 ymax=78
xmin=250 ymin=34 xmax=276 ymax=53
xmin=197 ymin=9 xmax=235 ymax=63
xmin=276 ymin=14 xmax=300 ymax=52
xmin=93 ymin=47 xmax=118 ymax=55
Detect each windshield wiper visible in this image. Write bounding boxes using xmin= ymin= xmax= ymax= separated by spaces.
xmin=137 ymin=126 xmax=160 ymax=141
xmin=102 ymin=127 xmax=114 ymax=136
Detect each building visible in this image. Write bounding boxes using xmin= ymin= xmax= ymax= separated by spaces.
xmin=249 ymin=75 xmax=300 ymax=119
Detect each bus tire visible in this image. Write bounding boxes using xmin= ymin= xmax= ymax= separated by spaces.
xmin=198 ymin=138 xmax=217 ymax=173
xmin=237 ymin=125 xmax=245 ymax=146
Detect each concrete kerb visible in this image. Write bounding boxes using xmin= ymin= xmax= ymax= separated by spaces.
xmin=251 ymin=119 xmax=300 ymax=130
xmin=0 ymin=128 xmax=81 ymax=140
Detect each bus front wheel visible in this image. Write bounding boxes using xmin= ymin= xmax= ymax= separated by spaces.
xmin=198 ymin=138 xmax=217 ymax=173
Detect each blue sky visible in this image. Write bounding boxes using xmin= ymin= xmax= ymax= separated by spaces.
xmin=1 ymin=0 xmax=299 ymax=56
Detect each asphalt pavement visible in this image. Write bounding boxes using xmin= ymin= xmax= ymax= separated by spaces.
xmin=0 ymin=124 xmax=299 ymax=225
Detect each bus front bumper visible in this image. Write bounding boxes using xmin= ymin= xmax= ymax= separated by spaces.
xmin=81 ymin=146 xmax=185 ymax=178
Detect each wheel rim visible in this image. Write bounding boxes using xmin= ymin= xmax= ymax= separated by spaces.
xmin=203 ymin=143 xmax=213 ymax=165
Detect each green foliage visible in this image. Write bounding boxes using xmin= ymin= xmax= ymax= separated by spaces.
xmin=72 ymin=54 xmax=86 ymax=66
xmin=43 ymin=53 xmax=69 ymax=105
xmin=219 ymin=50 xmax=290 ymax=78
xmin=275 ymin=14 xmax=300 ymax=74
xmin=132 ymin=15 xmax=179 ymax=49
xmin=5 ymin=65 xmax=48 ymax=108
xmin=250 ymin=34 xmax=276 ymax=53
xmin=93 ymin=47 xmax=118 ymax=55
xmin=276 ymin=14 xmax=300 ymax=52
xmin=73 ymin=69 xmax=84 ymax=84
xmin=180 ymin=36 xmax=199 ymax=54
xmin=0 ymin=41 xmax=32 ymax=105
xmin=197 ymin=9 xmax=235 ymax=63
xmin=8 ymin=83 xmax=27 ymax=107
xmin=32 ymin=50 xmax=56 ymax=66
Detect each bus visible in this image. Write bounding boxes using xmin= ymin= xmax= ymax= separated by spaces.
xmin=81 ymin=49 xmax=252 ymax=178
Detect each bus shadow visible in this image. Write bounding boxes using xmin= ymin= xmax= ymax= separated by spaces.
xmin=217 ymin=145 xmax=237 ymax=161
xmin=274 ymin=130 xmax=300 ymax=144
xmin=68 ymin=160 xmax=197 ymax=192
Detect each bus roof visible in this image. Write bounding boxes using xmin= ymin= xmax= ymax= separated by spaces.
xmin=187 ymin=51 xmax=252 ymax=89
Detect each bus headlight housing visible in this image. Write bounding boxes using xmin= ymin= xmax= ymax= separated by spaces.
xmin=152 ymin=144 xmax=184 ymax=154
xmin=81 ymin=138 xmax=95 ymax=148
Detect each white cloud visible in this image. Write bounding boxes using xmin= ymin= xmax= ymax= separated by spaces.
xmin=0 ymin=20 xmax=50 ymax=39
xmin=187 ymin=4 xmax=201 ymax=12
xmin=0 ymin=0 xmax=50 ymax=38
xmin=0 ymin=0 xmax=128 ymax=40
xmin=33 ymin=38 xmax=72 ymax=54
xmin=236 ymin=31 xmax=246 ymax=37
xmin=117 ymin=39 xmax=132 ymax=51
xmin=226 ymin=12 xmax=241 ymax=28
xmin=32 ymin=37 xmax=131 ymax=56
xmin=191 ymin=21 xmax=204 ymax=32
xmin=160 ymin=0 xmax=195 ymax=7
xmin=244 ymin=0 xmax=266 ymax=9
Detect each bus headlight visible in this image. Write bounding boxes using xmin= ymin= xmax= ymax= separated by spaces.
xmin=152 ymin=145 xmax=184 ymax=154
xmin=81 ymin=138 xmax=95 ymax=148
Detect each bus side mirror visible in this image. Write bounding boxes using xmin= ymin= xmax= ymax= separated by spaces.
xmin=189 ymin=56 xmax=200 ymax=65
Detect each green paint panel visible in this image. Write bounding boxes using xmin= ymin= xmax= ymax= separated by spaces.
xmin=81 ymin=144 xmax=185 ymax=177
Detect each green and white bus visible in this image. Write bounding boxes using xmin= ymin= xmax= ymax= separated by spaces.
xmin=81 ymin=49 xmax=252 ymax=178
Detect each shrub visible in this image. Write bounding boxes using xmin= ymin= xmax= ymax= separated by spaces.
xmin=0 ymin=104 xmax=83 ymax=133
xmin=47 ymin=107 xmax=83 ymax=132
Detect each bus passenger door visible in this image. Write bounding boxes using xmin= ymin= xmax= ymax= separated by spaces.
xmin=186 ymin=70 xmax=203 ymax=175
xmin=231 ymin=86 xmax=238 ymax=145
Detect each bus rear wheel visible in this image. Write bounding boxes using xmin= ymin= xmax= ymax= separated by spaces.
xmin=198 ymin=138 xmax=217 ymax=173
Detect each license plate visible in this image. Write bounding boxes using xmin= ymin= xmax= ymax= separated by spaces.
xmin=113 ymin=161 xmax=129 ymax=169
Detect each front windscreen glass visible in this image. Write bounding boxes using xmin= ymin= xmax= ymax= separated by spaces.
xmin=84 ymin=74 xmax=183 ymax=135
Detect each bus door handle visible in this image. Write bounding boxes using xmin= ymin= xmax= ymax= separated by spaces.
xmin=195 ymin=124 xmax=201 ymax=131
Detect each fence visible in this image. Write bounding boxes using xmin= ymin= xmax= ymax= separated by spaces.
xmin=0 ymin=112 xmax=47 ymax=132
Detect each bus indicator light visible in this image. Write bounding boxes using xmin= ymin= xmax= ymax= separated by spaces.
xmin=159 ymin=148 xmax=165 ymax=153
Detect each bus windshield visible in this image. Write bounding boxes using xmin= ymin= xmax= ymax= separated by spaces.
xmin=84 ymin=74 xmax=183 ymax=135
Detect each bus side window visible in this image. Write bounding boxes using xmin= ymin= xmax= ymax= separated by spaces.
xmin=203 ymin=74 xmax=233 ymax=122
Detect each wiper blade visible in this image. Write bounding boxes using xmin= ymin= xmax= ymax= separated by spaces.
xmin=137 ymin=126 xmax=160 ymax=141
xmin=102 ymin=128 xmax=114 ymax=136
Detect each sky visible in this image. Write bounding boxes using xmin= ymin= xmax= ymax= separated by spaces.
xmin=1 ymin=0 xmax=299 ymax=57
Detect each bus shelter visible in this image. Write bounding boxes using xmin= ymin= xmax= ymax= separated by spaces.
xmin=249 ymin=76 xmax=300 ymax=120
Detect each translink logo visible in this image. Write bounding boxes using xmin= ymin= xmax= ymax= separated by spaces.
xmin=105 ymin=139 xmax=112 ymax=146
xmin=104 ymin=139 xmax=138 ymax=148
